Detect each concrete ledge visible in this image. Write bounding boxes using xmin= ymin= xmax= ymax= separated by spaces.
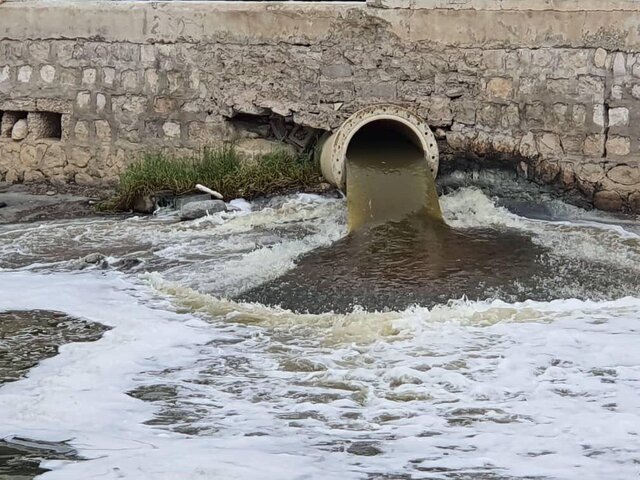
xmin=3 ymin=1 xmax=640 ymax=50
xmin=368 ymin=0 xmax=640 ymax=11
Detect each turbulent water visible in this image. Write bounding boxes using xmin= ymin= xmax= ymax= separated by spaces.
xmin=1 ymin=174 xmax=640 ymax=479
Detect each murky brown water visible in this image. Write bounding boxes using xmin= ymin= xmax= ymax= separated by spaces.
xmin=239 ymin=125 xmax=640 ymax=313
xmin=346 ymin=120 xmax=442 ymax=231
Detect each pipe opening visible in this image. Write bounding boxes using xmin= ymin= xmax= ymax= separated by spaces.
xmin=345 ymin=118 xmax=442 ymax=231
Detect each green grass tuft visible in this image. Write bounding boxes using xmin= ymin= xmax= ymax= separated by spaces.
xmin=99 ymin=145 xmax=323 ymax=211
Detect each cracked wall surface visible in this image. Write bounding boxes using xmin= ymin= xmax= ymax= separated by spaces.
xmin=0 ymin=1 xmax=639 ymax=211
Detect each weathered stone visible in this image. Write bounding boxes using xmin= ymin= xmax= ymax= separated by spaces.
xmin=594 ymin=190 xmax=623 ymax=211
xmin=572 ymin=104 xmax=586 ymax=126
xmin=24 ymin=170 xmax=45 ymax=183
xmin=76 ymin=91 xmax=91 ymax=109
xmin=39 ymin=65 xmax=56 ymax=83
xmin=29 ymin=42 xmax=50 ymax=61
xmin=0 ymin=66 xmax=10 ymax=83
xmin=534 ymin=160 xmax=561 ymax=184
xmin=611 ymin=84 xmax=623 ymax=100
xmin=519 ymin=132 xmax=538 ymax=158
xmin=577 ymin=76 xmax=605 ymax=101
xmin=82 ymin=68 xmax=97 ymax=85
xmin=113 ymin=95 xmax=146 ymax=114
xmin=583 ymin=134 xmax=605 ymax=156
xmin=69 ymin=147 xmax=91 ymax=168
xmin=491 ymin=133 xmax=518 ymax=153
xmin=322 ymin=64 xmax=352 ymax=79
xmin=4 ymin=169 xmax=22 ymax=184
xmin=485 ymin=77 xmax=512 ymax=99
xmin=180 ymin=200 xmax=227 ymax=221
xmin=162 ymin=122 xmax=181 ymax=138
xmin=41 ymin=144 xmax=66 ymax=170
xmin=613 ymin=52 xmax=627 ymax=77
xmin=95 ymin=120 xmax=112 ymax=141
xmin=19 ymin=144 xmax=37 ymax=169
xmin=11 ymin=119 xmax=28 ymax=141
xmin=477 ymin=103 xmax=502 ymax=127
xmin=575 ymin=163 xmax=605 ymax=185
xmin=608 ymin=107 xmax=629 ymax=127
xmin=560 ymin=135 xmax=583 ymax=155
xmin=145 ymin=69 xmax=160 ymax=92
xmin=96 ymin=93 xmax=107 ymax=112
xmin=121 ymin=70 xmax=139 ymax=92
xmin=17 ymin=66 xmax=32 ymax=83
xmin=154 ymin=97 xmax=176 ymax=114
xmin=607 ymin=164 xmax=640 ymax=186
xmin=36 ymin=98 xmax=72 ymax=114
xmin=74 ymin=172 xmax=96 ymax=186
xmin=446 ymin=129 xmax=476 ymax=151
xmin=606 ymin=136 xmax=631 ymax=156
xmin=524 ymin=102 xmax=544 ymax=128
xmin=536 ymin=133 xmax=562 ymax=157
xmin=103 ymin=67 xmax=115 ymax=85
xmin=552 ymin=103 xmax=568 ymax=123
xmin=594 ymin=48 xmax=607 ymax=68
xmin=74 ymin=121 xmax=90 ymax=142
xmin=592 ymin=104 xmax=605 ymax=128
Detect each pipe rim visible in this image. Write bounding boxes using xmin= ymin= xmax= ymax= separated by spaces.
xmin=328 ymin=104 xmax=439 ymax=189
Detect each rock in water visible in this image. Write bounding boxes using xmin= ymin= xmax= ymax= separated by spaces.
xmin=180 ymin=200 xmax=227 ymax=220
xmin=132 ymin=193 xmax=156 ymax=214
xmin=0 ymin=202 xmax=6 ymax=208
xmin=11 ymin=119 xmax=28 ymax=141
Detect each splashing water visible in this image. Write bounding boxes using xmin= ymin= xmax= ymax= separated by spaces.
xmin=0 ymin=178 xmax=639 ymax=480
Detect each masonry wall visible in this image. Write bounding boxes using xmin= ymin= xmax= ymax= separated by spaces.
xmin=1 ymin=1 xmax=640 ymax=211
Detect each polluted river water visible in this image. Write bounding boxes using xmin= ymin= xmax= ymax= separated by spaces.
xmin=1 ymin=157 xmax=640 ymax=478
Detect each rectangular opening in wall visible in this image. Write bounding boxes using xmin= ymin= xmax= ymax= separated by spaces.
xmin=28 ymin=111 xmax=62 ymax=140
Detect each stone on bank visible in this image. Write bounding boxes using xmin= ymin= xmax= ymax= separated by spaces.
xmin=180 ymin=200 xmax=227 ymax=221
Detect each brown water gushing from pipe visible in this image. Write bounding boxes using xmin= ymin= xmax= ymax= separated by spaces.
xmin=345 ymin=120 xmax=442 ymax=231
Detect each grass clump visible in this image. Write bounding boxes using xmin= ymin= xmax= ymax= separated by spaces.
xmin=100 ymin=145 xmax=323 ymax=211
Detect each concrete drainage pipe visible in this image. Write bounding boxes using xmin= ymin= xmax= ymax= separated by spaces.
xmin=318 ymin=104 xmax=439 ymax=190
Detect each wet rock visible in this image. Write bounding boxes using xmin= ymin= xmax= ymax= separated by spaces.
xmin=593 ymin=190 xmax=623 ymax=211
xmin=0 ymin=202 xmax=6 ymax=208
xmin=11 ymin=119 xmax=28 ymax=141
xmin=75 ymin=252 xmax=108 ymax=270
xmin=133 ymin=193 xmax=156 ymax=214
xmin=83 ymin=253 xmax=105 ymax=264
xmin=180 ymin=199 xmax=227 ymax=220
xmin=175 ymin=193 xmax=211 ymax=210
xmin=346 ymin=442 xmax=383 ymax=456
xmin=112 ymin=258 xmax=142 ymax=271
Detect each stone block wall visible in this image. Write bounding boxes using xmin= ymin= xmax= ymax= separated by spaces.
xmin=0 ymin=1 xmax=639 ymax=211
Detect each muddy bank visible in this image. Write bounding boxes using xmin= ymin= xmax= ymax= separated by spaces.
xmin=0 ymin=183 xmax=115 ymax=225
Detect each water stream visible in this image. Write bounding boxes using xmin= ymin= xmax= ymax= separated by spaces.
xmin=0 ymin=169 xmax=639 ymax=479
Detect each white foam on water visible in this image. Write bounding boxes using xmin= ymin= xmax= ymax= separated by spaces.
xmin=441 ymin=187 xmax=640 ymax=272
xmin=0 ymin=191 xmax=639 ymax=479
xmin=1 ymin=271 xmax=639 ymax=479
